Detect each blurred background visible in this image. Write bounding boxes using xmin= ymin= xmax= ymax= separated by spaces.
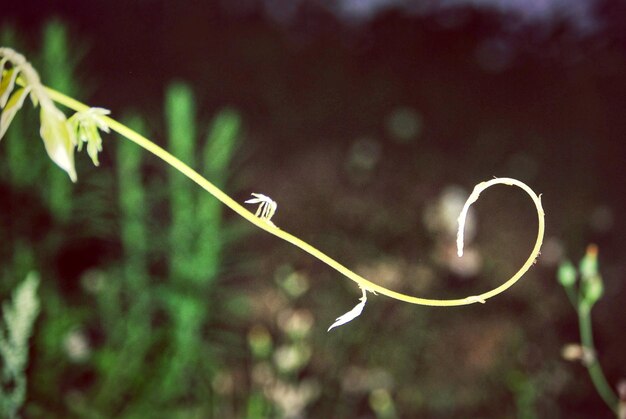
xmin=1 ymin=0 xmax=625 ymax=417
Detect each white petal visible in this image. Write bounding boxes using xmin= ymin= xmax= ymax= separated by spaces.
xmin=327 ymin=288 xmax=367 ymax=331
xmin=245 ymin=193 xmax=278 ymax=224
xmin=250 ymin=193 xmax=271 ymax=201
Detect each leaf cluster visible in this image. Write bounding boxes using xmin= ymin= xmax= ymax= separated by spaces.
xmin=0 ymin=47 xmax=108 ymax=182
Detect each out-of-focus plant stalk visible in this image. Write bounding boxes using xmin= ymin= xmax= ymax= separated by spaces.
xmin=41 ymin=20 xmax=77 ymax=221
xmin=159 ymin=84 xmax=240 ymax=402
xmin=578 ymin=305 xmax=618 ymax=413
xmin=197 ymin=108 xmax=240 ymax=282
xmin=166 ymin=83 xmax=196 ymax=284
xmin=558 ymin=245 xmax=619 ymax=415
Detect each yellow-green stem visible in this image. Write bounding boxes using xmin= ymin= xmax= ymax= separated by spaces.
xmin=578 ymin=303 xmax=619 ymax=413
xmin=45 ymin=86 xmax=545 ymax=307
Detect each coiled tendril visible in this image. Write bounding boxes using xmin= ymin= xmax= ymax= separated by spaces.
xmin=3 ymin=47 xmax=546 ymax=315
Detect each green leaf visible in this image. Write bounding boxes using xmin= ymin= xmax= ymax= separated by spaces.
xmin=0 ymin=67 xmax=19 ymax=108
xmin=39 ymin=107 xmax=77 ymax=182
xmin=0 ymin=86 xmax=31 ymax=140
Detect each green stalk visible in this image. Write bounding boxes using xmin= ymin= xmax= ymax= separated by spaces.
xmin=94 ymin=116 xmax=152 ymax=411
xmin=158 ymin=83 xmax=203 ymax=402
xmin=166 ymin=83 xmax=196 ymax=284
xmin=578 ymin=303 xmax=619 ymax=414
xmin=195 ymin=108 xmax=240 ymax=281
xmin=118 ymin=115 xmax=149 ymax=283
xmin=41 ymin=20 xmax=77 ymax=221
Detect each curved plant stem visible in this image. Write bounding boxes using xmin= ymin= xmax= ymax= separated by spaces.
xmin=578 ymin=303 xmax=619 ymax=414
xmin=45 ymin=87 xmax=545 ymax=307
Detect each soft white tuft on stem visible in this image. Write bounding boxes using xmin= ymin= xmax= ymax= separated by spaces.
xmin=245 ymin=193 xmax=277 ymax=225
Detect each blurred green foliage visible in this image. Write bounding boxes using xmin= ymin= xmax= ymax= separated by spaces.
xmin=0 ymin=273 xmax=40 ymax=419
xmin=40 ymin=19 xmax=80 ymax=221
xmin=1 ymin=21 xmax=246 ymax=418
xmin=558 ymin=246 xmax=619 ymax=416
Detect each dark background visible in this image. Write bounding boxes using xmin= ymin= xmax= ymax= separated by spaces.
xmin=2 ymin=0 xmax=625 ymax=417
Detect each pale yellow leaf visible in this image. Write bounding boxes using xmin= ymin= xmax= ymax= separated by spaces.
xmin=0 ymin=67 xmax=19 ymax=108
xmin=0 ymin=86 xmax=31 ymax=140
xmin=0 ymin=57 xmax=8 ymax=81
xmin=39 ymin=107 xmax=77 ymax=182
